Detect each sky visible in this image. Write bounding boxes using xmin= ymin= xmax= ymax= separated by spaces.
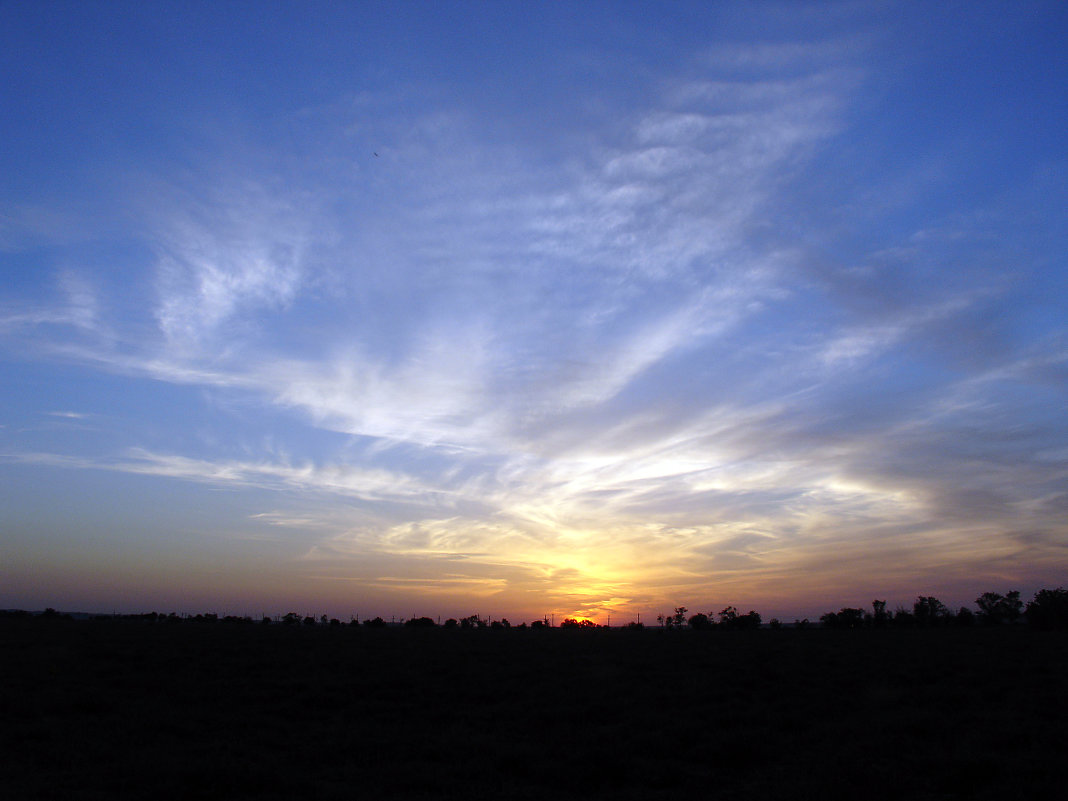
xmin=1 ymin=1 xmax=1066 ymax=623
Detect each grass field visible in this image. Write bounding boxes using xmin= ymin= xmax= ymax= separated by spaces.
xmin=2 ymin=619 xmax=1064 ymax=800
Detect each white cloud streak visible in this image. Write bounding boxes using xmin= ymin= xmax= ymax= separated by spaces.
xmin=150 ymin=184 xmax=308 ymax=350
xmin=3 ymin=20 xmax=1064 ymax=619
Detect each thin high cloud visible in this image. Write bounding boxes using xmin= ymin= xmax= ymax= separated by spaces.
xmin=4 ymin=449 xmax=436 ymax=504
xmin=2 ymin=15 xmax=1064 ymax=619
xmin=150 ymin=185 xmax=308 ymax=351
xmin=47 ymin=55 xmax=848 ymax=456
xmin=0 ymin=270 xmax=100 ymax=334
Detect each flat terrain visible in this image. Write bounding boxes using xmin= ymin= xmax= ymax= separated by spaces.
xmin=2 ymin=619 xmax=1065 ymax=800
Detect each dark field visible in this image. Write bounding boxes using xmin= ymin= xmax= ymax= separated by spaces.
xmin=2 ymin=620 xmax=1065 ymax=800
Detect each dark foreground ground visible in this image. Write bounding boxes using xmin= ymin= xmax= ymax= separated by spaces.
xmin=1 ymin=620 xmax=1065 ymax=800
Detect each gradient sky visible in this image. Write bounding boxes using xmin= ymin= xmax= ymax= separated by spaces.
xmin=2 ymin=1 xmax=1066 ymax=622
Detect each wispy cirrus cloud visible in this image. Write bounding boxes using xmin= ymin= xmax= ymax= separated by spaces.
xmin=3 ymin=12 xmax=1064 ymax=622
xmin=3 ymin=449 xmax=436 ymax=504
xmin=149 ymin=183 xmax=310 ymax=351
xmin=0 ymin=269 xmax=101 ymax=335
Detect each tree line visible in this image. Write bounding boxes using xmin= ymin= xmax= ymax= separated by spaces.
xmin=5 ymin=587 xmax=1067 ymax=630
xmin=815 ymin=589 xmax=1068 ymax=630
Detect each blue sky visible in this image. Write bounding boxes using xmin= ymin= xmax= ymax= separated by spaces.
xmin=2 ymin=1 xmax=1066 ymax=621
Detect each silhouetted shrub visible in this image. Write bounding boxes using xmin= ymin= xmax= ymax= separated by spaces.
xmin=735 ymin=611 xmax=761 ymax=630
xmin=1026 ymin=588 xmax=1068 ymax=629
xmin=363 ymin=616 xmax=386 ymax=628
xmin=39 ymin=607 xmax=72 ymax=621
xmin=443 ymin=618 xmax=458 ymax=628
xmin=821 ymin=608 xmax=865 ymax=629
xmin=892 ymin=607 xmax=915 ymax=627
xmin=688 ymin=613 xmax=712 ymax=630
xmin=560 ymin=618 xmax=601 ymax=629
xmin=976 ymin=591 xmax=1023 ymax=625
xmin=913 ymin=596 xmax=949 ymax=627
xmin=870 ymin=600 xmax=889 ymax=627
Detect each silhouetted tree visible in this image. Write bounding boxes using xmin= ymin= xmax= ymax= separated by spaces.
xmin=976 ymin=591 xmax=1023 ymax=625
xmin=821 ymin=608 xmax=865 ymax=629
xmin=560 ymin=618 xmax=599 ymax=628
xmin=954 ymin=607 xmax=975 ymax=627
xmin=768 ymin=618 xmax=782 ymax=630
xmin=1026 ymin=588 xmax=1068 ymax=629
xmin=891 ymin=607 xmax=915 ymax=627
xmin=405 ymin=616 xmax=436 ymax=627
xmin=735 ymin=610 xmax=762 ymax=629
xmin=716 ymin=606 xmax=761 ymax=629
xmin=688 ymin=612 xmax=712 ymax=630
xmin=363 ymin=616 xmax=386 ymax=628
xmin=443 ymin=618 xmax=458 ymax=628
xmin=672 ymin=607 xmax=688 ymax=627
xmin=913 ymin=596 xmax=948 ymax=626
xmin=871 ymin=600 xmax=889 ymax=628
